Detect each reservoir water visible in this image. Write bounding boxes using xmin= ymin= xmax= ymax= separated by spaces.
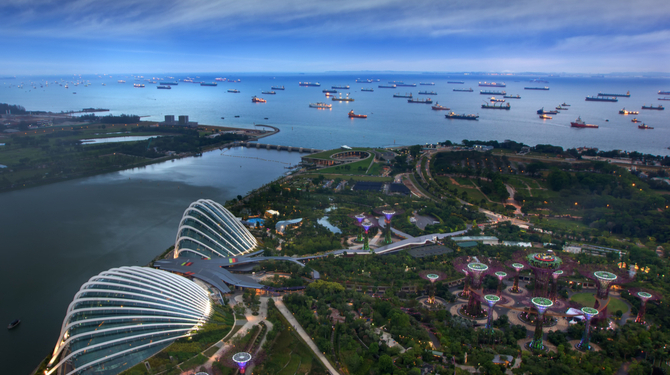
xmin=0 ymin=147 xmax=302 ymax=374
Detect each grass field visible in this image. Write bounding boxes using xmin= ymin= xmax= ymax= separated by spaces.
xmin=257 ymin=325 xmax=325 ymax=374
xmin=570 ymin=292 xmax=629 ymax=314
xmin=301 ymin=173 xmax=392 ymax=182
xmin=315 ymin=156 xmax=373 ymax=174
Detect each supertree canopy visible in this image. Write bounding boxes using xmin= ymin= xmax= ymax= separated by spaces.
xmin=629 ymin=288 xmax=661 ymax=324
xmin=576 ymin=307 xmax=599 ymax=351
xmin=374 ymin=206 xmax=405 ymax=245
xmin=506 ymin=261 xmax=525 ymax=293
xmin=513 ymin=251 xmax=575 ymax=298
xmin=577 ymin=264 xmax=634 ymax=300
xmin=232 ymin=352 xmax=253 ymax=374
xmin=483 ymin=294 xmax=501 ymax=331
xmin=550 ymin=270 xmax=565 ymax=302
xmin=494 ymin=271 xmax=507 ymax=297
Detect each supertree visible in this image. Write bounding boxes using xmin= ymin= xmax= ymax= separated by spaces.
xmin=576 ymin=264 xmax=634 ymax=324
xmin=453 ymin=256 xmax=503 ymax=317
xmin=529 ymin=297 xmax=553 ymax=351
xmin=353 ymin=213 xmax=366 ymax=241
xmin=513 ymin=251 xmax=573 ymax=298
xmin=353 ymin=217 xmax=375 ymax=252
xmin=550 ymin=270 xmax=565 ymax=302
xmin=374 ymin=207 xmax=404 ymax=245
xmin=494 ymin=271 xmax=507 ymax=297
xmin=483 ymin=294 xmax=501 ymax=331
xmin=419 ymin=270 xmax=447 ymax=305
xmin=576 ymin=307 xmax=599 ymax=351
xmin=232 ymin=352 xmax=253 ymax=374
xmin=506 ymin=261 xmax=525 ymax=293
xmin=629 ymin=288 xmax=661 ymax=324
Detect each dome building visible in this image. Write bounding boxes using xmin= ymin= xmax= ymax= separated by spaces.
xmin=174 ymin=199 xmax=258 ymax=259
xmin=46 ymin=266 xmax=211 ymax=375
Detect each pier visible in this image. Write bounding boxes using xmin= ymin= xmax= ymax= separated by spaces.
xmin=236 ymin=141 xmax=323 ymax=154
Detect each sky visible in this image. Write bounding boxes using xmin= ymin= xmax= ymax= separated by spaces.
xmin=1 ymin=0 xmax=669 ymax=74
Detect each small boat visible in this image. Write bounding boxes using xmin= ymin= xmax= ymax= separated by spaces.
xmin=631 ymin=118 xmax=641 ymax=123
xmin=133 ymin=83 xmax=145 ymax=88
xmin=539 ymin=114 xmax=552 ymax=119
xmin=221 ymin=117 xmax=225 ymax=119
xmin=431 ymin=103 xmax=450 ymax=110
xmin=348 ymin=110 xmax=367 ymax=118
xmin=234 ymin=115 xmax=240 ymax=118
xmin=72 ymin=92 xmax=76 ymax=94
xmin=641 ymin=104 xmax=664 ymax=110
xmin=490 ymin=97 xmax=505 ymax=102
xmin=251 ymin=96 xmax=266 ymax=103
xmin=7 ymin=319 xmax=20 ymax=329
xmin=619 ymin=108 xmax=639 ymax=115
xmin=228 ymin=89 xmax=240 ymax=93
xmin=638 ymin=123 xmax=654 ymax=129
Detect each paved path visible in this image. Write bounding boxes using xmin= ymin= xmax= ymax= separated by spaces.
xmin=275 ymin=298 xmax=341 ymax=375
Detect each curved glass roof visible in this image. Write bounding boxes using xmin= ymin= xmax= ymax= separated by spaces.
xmin=46 ymin=266 xmax=211 ymax=375
xmin=175 ymin=199 xmax=258 ymax=258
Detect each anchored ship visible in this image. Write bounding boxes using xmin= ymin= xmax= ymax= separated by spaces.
xmin=524 ymin=87 xmax=549 ymax=90
xmin=356 ymin=79 xmax=372 ymax=83
xmin=133 ymin=83 xmax=145 ymax=88
xmin=490 ymin=97 xmax=505 ymax=102
xmin=271 ymin=86 xmax=285 ymax=90
xmin=480 ymin=90 xmax=506 ymax=95
xmin=309 ymin=102 xmax=332 ymax=109
xmin=393 ymin=93 xmax=413 ymax=98
xmin=539 ymin=114 xmax=552 ymax=119
xmin=378 ymin=84 xmax=396 ymax=88
xmin=479 ymin=82 xmax=506 ymax=87
xmin=537 ymin=107 xmax=558 ymax=115
xmin=228 ymin=89 xmax=240 ymax=93
xmin=445 ymin=112 xmax=479 ymax=120
xmin=420 ymin=82 xmax=435 ymax=85
xmin=504 ymin=94 xmax=521 ymax=99
xmin=200 ymin=82 xmax=217 ymax=86
xmin=642 ymin=104 xmax=664 ymax=110
xmin=418 ymin=91 xmax=437 ymax=95
xmin=159 ymin=82 xmax=178 ymax=85
xmin=571 ymin=116 xmax=599 ymax=128
xmin=598 ymin=90 xmax=630 ymax=97
xmin=157 ymin=85 xmax=171 ymax=89
xmin=556 ymin=105 xmax=568 ymax=110
xmin=397 ymin=83 xmax=417 ymax=87
xmin=348 ymin=110 xmax=367 ymax=118
xmin=408 ymin=98 xmax=432 ymax=104
xmin=586 ymin=96 xmax=617 ymax=102
xmin=332 ymin=95 xmax=354 ymax=102
xmin=482 ymin=102 xmax=510 ymax=109
xmin=251 ymin=96 xmax=266 ymax=103
xmin=638 ymin=123 xmax=654 ymax=129
xmin=323 ymin=89 xmax=337 ymax=93
xmin=454 ymin=88 xmax=473 ymax=92
xmin=659 ymin=91 xmax=670 ymax=95
xmin=448 ymin=81 xmax=465 ymax=84
xmin=361 ymin=88 xmax=374 ymax=92
xmin=261 ymin=91 xmax=276 ymax=94
xmin=431 ymin=103 xmax=450 ymax=110
xmin=619 ymin=108 xmax=639 ymax=115
xmin=299 ymin=82 xmax=320 ymax=87
xmin=332 ymin=85 xmax=350 ymax=89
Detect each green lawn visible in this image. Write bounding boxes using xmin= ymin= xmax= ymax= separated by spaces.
xmin=316 ymin=156 xmax=373 ymax=174
xmin=366 ymin=162 xmax=384 ymax=176
xmin=301 ymin=173 xmax=392 ymax=182
xmin=305 ymin=147 xmax=375 ymax=160
xmin=255 ymin=325 xmax=326 ymax=374
xmin=570 ymin=292 xmax=629 ymax=314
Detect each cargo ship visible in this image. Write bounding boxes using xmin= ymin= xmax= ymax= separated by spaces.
xmin=642 ymin=104 xmax=664 ymax=110
xmin=537 ymin=108 xmax=558 ymax=115
xmin=454 ymin=88 xmax=473 ymax=92
xmin=619 ymin=108 xmax=639 ymax=115
xmin=332 ymin=85 xmax=350 ymax=89
xmin=348 ymin=110 xmax=367 ymax=118
xmin=598 ymin=91 xmax=630 ymax=97
xmin=631 ymin=118 xmax=641 ymax=123
xmin=556 ymin=105 xmax=568 ymax=110
xmin=638 ymin=123 xmax=654 ymax=129
xmin=658 ymin=97 xmax=670 ymax=101
xmin=504 ymin=94 xmax=521 ymax=99
xmin=524 ymin=87 xmax=549 ymax=90
xmin=482 ymin=102 xmax=510 ymax=109
xmin=361 ymin=88 xmax=374 ymax=92
xmin=659 ymin=91 xmax=670 ymax=95
xmin=200 ymin=82 xmax=217 ymax=86
xmin=215 ymin=78 xmax=225 ymax=81
xmin=133 ymin=83 xmax=145 ymax=88
xmin=379 ymin=84 xmax=396 ymax=88
xmin=586 ymin=96 xmax=617 ymax=102
xmin=397 ymin=83 xmax=417 ymax=87
xmin=448 ymin=81 xmax=465 ymax=84
xmin=309 ymin=102 xmax=332 ymax=109
xmin=389 ymin=81 xmax=403 ymax=84
xmin=323 ymin=89 xmax=337 ymax=93
xmin=117 ymin=80 xmax=126 ymax=83
xmin=356 ymin=79 xmax=372 ymax=83
xmin=332 ymin=95 xmax=354 ymax=102
xmin=479 ymin=82 xmax=506 ymax=87
xmin=299 ymin=82 xmax=320 ymax=87
xmin=420 ymin=82 xmax=435 ymax=85
xmin=489 ymin=97 xmax=505 ymax=102
xmin=393 ymin=93 xmax=413 ymax=98
xmin=251 ymin=96 xmax=266 ymax=103
xmin=408 ymin=98 xmax=432 ymax=104
xmin=228 ymin=89 xmax=240 ymax=93
xmin=431 ymin=103 xmax=450 ymax=110
xmin=571 ymin=116 xmax=598 ymax=128
xmin=445 ymin=112 xmax=479 ymax=120
xmin=480 ymin=90 xmax=506 ymax=95
xmin=561 ymin=102 xmax=571 ymax=106
xmin=261 ymin=91 xmax=276 ymax=94
xmin=539 ymin=114 xmax=552 ymax=119
xmin=159 ymin=82 xmax=178 ymax=85
xmin=157 ymin=85 xmax=171 ymax=89
xmin=271 ymin=86 xmax=285 ymax=90
xmin=418 ymin=91 xmax=437 ymax=95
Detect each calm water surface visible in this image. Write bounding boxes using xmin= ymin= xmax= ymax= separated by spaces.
xmin=0 ymin=147 xmax=301 ymax=374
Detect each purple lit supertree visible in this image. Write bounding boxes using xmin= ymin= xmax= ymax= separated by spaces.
xmin=576 ymin=307 xmax=599 ymax=351
xmin=232 ymin=352 xmax=252 ymax=374
xmin=459 ymin=269 xmax=470 ymax=299
xmin=529 ymin=297 xmax=553 ymax=350
xmin=506 ymin=261 xmax=525 ymax=293
xmin=374 ymin=207 xmax=404 ymax=245
xmin=576 ymin=264 xmax=634 ymax=325
xmin=351 ymin=213 xmax=370 ymax=242
xmin=352 ymin=216 xmax=376 ymax=251
xmin=420 ymin=270 xmax=447 ymax=305
xmin=629 ymin=288 xmax=661 ymax=324
xmin=550 ymin=270 xmax=564 ymax=302
xmin=453 ymin=256 xmax=503 ymax=317
xmin=494 ymin=271 xmax=507 ymax=297
xmin=482 ymin=294 xmax=501 ymax=331
xmin=513 ymin=251 xmax=574 ymax=298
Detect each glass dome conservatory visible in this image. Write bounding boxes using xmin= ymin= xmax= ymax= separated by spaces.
xmin=46 ymin=266 xmax=211 ymax=375
xmin=174 ymin=199 xmax=258 ymax=259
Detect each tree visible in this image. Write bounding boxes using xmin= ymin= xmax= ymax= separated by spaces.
xmin=379 ymin=354 xmax=394 ymax=374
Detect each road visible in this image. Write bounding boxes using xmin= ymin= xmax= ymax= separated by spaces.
xmin=274 ymin=298 xmax=341 ymax=375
